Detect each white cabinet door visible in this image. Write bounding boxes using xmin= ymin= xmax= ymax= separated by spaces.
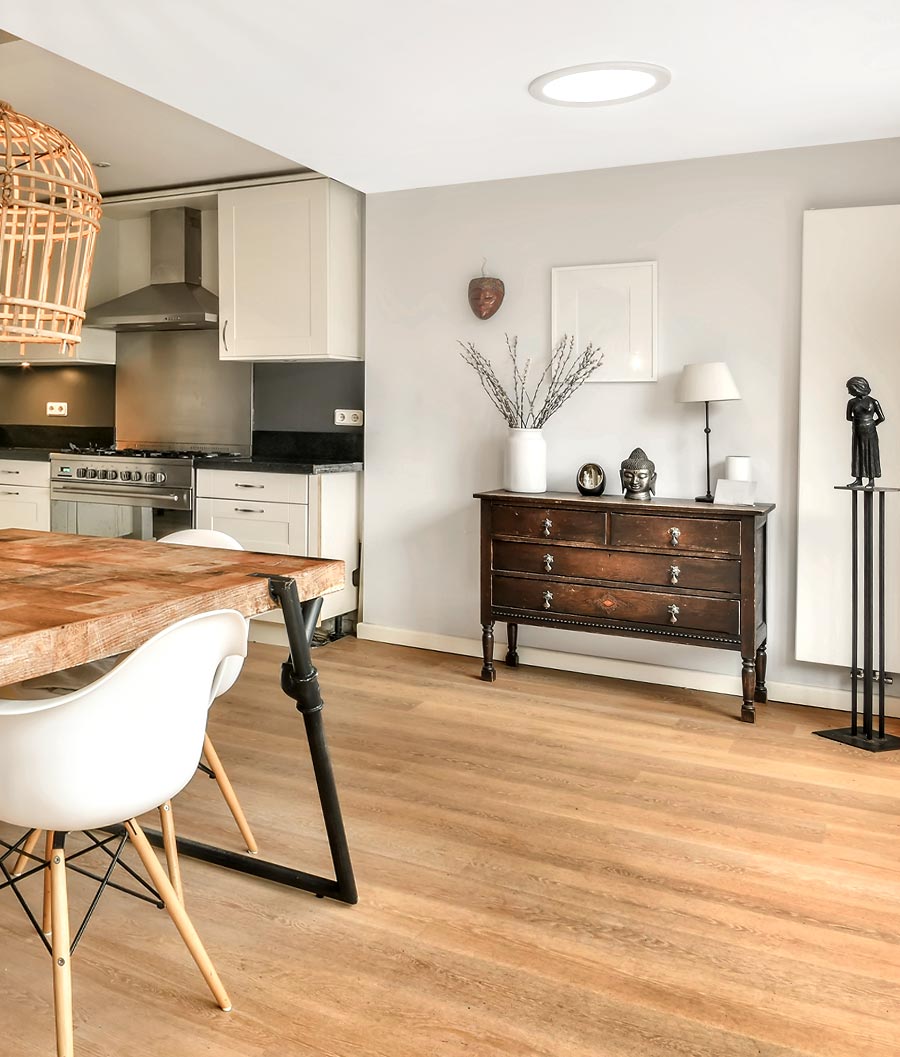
xmin=195 ymin=497 xmax=307 ymax=555
xmin=217 ymin=179 xmax=361 ymax=362
xmin=0 ymin=485 xmax=50 ymax=530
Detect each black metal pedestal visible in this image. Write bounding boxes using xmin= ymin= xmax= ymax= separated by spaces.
xmin=814 ymin=486 xmax=900 ymax=753
xmin=144 ymin=575 xmax=358 ymax=903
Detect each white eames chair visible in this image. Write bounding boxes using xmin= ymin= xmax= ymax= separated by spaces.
xmin=0 ymin=609 xmax=248 ymax=1057
xmin=158 ymin=529 xmax=258 ymax=854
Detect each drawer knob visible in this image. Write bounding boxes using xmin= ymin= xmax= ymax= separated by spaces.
xmin=543 ymin=553 xmax=554 ymax=572
xmin=541 ymin=517 xmax=552 ymax=537
xmin=669 ymin=564 xmax=680 ymax=585
xmin=667 ymin=603 xmax=680 ymax=625
xmin=542 ymin=590 xmax=553 ymax=610
xmin=668 ymin=526 xmax=681 ymax=546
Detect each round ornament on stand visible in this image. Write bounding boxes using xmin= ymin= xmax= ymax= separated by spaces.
xmin=576 ymin=463 xmax=605 ymax=495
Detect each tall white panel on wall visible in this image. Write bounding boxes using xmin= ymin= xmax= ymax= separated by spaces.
xmin=796 ymin=206 xmax=900 ymax=667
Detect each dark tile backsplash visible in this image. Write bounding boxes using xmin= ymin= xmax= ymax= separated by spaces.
xmin=252 ymin=430 xmax=363 ymax=462
xmin=253 ymin=362 xmax=364 ymax=433
xmin=0 ymin=424 xmax=115 ymax=450
xmin=0 ymin=365 xmax=115 ymax=428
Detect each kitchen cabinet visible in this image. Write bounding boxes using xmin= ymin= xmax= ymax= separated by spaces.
xmin=0 ymin=460 xmax=50 ymax=530
xmin=217 ymin=179 xmax=362 ymax=362
xmin=195 ymin=468 xmax=360 ymax=627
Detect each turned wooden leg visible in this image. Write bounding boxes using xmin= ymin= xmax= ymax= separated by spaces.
xmin=158 ymin=801 xmax=184 ymax=904
xmin=754 ymin=641 xmax=768 ymax=703
xmin=203 ymin=733 xmax=259 ymax=854
xmin=741 ymin=656 xmax=756 ymax=723
xmin=43 ymin=830 xmax=54 ymax=936
xmin=124 ymin=819 xmax=232 ymax=1012
xmin=50 ymin=833 xmax=74 ymax=1057
xmin=13 ymin=828 xmax=41 ymax=876
xmin=481 ymin=622 xmax=496 ymax=682
xmin=505 ymin=623 xmax=519 ymax=667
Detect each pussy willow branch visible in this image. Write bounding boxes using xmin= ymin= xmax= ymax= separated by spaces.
xmin=459 ymin=335 xmax=603 ymax=428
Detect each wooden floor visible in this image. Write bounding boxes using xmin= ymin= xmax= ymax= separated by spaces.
xmin=3 ymin=638 xmax=900 ymax=1056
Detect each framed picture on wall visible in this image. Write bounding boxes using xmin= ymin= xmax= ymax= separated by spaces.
xmin=551 ymin=261 xmax=658 ymax=382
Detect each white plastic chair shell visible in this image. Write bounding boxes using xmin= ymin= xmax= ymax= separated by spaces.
xmin=159 ymin=529 xmax=247 ymax=696
xmin=0 ymin=609 xmax=248 ymax=833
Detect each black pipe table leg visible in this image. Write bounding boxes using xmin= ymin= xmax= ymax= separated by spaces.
xmin=144 ymin=576 xmax=358 ymax=904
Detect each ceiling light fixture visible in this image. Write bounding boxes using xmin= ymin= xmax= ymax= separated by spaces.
xmin=529 ymin=61 xmax=670 ymax=107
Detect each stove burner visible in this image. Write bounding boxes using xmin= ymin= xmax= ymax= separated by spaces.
xmin=64 ymin=445 xmax=241 ymax=459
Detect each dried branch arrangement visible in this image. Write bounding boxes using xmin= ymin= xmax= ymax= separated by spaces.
xmin=458 ymin=334 xmax=603 ymax=429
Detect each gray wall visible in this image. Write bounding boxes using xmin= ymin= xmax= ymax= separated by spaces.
xmin=0 ymin=365 xmax=115 ymax=426
xmin=253 ymin=362 xmax=364 ymax=432
xmin=363 ymin=136 xmax=900 ymax=703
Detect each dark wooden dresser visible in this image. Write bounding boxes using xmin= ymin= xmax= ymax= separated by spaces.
xmin=474 ymin=490 xmax=775 ymax=722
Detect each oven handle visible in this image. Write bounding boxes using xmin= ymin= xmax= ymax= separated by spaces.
xmin=51 ymin=485 xmax=185 ymax=503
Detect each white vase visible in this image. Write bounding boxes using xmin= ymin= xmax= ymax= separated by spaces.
xmin=505 ymin=428 xmax=547 ymax=493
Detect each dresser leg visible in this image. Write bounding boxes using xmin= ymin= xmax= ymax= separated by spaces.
xmin=754 ymin=642 xmax=768 ymax=703
xmin=505 ymin=623 xmax=519 ymax=667
xmin=741 ymin=657 xmax=756 ymax=723
xmin=481 ymin=623 xmax=497 ymax=682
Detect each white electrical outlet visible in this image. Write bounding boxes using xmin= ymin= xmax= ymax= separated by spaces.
xmin=334 ymin=408 xmax=364 ymax=426
xmin=46 ymin=402 xmax=68 ymax=417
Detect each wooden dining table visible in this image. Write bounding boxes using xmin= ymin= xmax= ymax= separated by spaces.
xmin=0 ymin=528 xmax=357 ymax=904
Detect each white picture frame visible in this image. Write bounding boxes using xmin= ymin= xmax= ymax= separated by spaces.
xmin=551 ymin=261 xmax=658 ymax=382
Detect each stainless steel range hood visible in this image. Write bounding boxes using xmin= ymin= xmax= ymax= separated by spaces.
xmin=85 ymin=207 xmax=218 ymax=331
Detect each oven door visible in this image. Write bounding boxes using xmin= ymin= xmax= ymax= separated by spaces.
xmin=50 ymin=483 xmax=192 ymax=540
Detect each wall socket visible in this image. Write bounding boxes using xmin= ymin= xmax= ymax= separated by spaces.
xmin=334 ymin=408 xmax=363 ymax=426
xmin=46 ymin=402 xmax=68 ymax=417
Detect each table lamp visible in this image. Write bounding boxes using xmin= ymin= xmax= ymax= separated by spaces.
xmin=677 ymin=362 xmax=741 ymax=502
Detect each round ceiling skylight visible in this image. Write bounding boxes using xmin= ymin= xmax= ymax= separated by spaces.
xmin=529 ymin=61 xmax=671 ymax=107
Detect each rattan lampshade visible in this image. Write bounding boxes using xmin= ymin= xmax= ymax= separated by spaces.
xmin=0 ymin=99 xmax=102 ymax=357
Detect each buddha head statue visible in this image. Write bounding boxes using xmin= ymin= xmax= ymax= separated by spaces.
xmin=620 ymin=447 xmax=657 ymax=501
xmin=468 ymin=276 xmax=505 ymax=320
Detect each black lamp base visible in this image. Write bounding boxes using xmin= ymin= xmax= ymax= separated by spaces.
xmin=695 ymin=494 xmax=714 ymax=504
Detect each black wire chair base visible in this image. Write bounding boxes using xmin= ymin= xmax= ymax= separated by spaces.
xmin=0 ymin=828 xmax=163 ymax=956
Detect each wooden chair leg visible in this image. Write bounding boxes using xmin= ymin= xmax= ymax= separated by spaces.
xmin=49 ymin=833 xmax=74 ymax=1057
xmin=124 ymin=818 xmax=232 ymax=1012
xmin=13 ymin=828 xmax=42 ymax=876
xmin=42 ymin=830 xmax=54 ymax=936
xmin=158 ymin=801 xmax=184 ymax=904
xmin=203 ymin=733 xmax=258 ymax=854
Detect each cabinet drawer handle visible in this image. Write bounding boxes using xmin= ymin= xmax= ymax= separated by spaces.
xmin=234 ymin=483 xmax=264 ymax=489
xmin=234 ymin=507 xmax=265 ymax=514
xmin=0 ymin=469 xmax=20 ymax=475
xmin=542 ymin=590 xmax=553 ymax=610
xmin=543 ymin=553 xmax=554 ymax=572
xmin=541 ymin=517 xmax=552 ymax=537
xmin=668 ymin=526 xmax=681 ymax=546
xmin=667 ymin=604 xmax=680 ymax=625
xmin=0 ymin=489 xmax=19 ymax=495
xmin=669 ymin=564 xmax=680 ymax=585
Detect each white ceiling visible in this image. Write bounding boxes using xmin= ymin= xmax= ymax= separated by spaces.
xmin=2 ymin=1 xmax=900 ymax=194
xmin=0 ymin=39 xmax=301 ymax=194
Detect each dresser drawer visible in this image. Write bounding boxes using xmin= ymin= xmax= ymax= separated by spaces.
xmin=609 ymin=513 xmax=740 ymax=555
xmin=492 ymin=504 xmax=605 ymax=544
xmin=493 ymin=575 xmax=739 ymax=636
xmin=493 ymin=540 xmax=741 ymax=594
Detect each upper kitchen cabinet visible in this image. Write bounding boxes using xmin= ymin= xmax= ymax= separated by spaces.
xmin=217 ymin=178 xmax=362 ymax=362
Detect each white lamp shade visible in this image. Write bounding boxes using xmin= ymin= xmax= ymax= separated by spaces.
xmin=677 ymin=362 xmax=741 ymax=403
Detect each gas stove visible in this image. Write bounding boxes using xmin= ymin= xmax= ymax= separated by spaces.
xmin=60 ymin=445 xmax=242 ymax=460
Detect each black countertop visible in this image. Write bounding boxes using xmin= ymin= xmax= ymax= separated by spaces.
xmin=0 ymin=447 xmax=58 ymax=461
xmin=198 ymin=457 xmax=363 ymax=475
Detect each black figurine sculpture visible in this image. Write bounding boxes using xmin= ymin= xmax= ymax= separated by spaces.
xmin=620 ymin=447 xmax=657 ymax=501
xmin=846 ymin=376 xmax=885 ymax=489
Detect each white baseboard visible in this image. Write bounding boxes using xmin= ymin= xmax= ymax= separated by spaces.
xmin=356 ymin=622 xmax=897 ymax=717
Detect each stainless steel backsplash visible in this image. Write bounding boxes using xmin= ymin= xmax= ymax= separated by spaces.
xmin=115 ymin=330 xmax=252 ymax=452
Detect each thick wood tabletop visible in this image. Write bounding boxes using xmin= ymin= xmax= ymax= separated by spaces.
xmin=0 ymin=529 xmax=344 ymax=685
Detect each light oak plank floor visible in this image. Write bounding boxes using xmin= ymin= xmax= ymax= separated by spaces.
xmin=2 ymin=638 xmax=900 ymax=1056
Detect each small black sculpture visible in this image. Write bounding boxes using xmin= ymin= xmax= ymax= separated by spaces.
xmin=576 ymin=462 xmax=605 ymax=496
xmin=846 ymin=376 xmax=885 ymax=489
xmin=620 ymin=447 xmax=657 ymax=501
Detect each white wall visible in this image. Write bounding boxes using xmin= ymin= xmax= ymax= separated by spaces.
xmin=362 ymin=138 xmax=900 ymax=706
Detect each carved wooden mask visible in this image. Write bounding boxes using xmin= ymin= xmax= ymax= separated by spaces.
xmin=468 ymin=276 xmax=505 ymax=320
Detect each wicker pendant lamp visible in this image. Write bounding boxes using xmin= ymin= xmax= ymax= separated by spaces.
xmin=0 ymin=99 xmax=102 ymax=358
